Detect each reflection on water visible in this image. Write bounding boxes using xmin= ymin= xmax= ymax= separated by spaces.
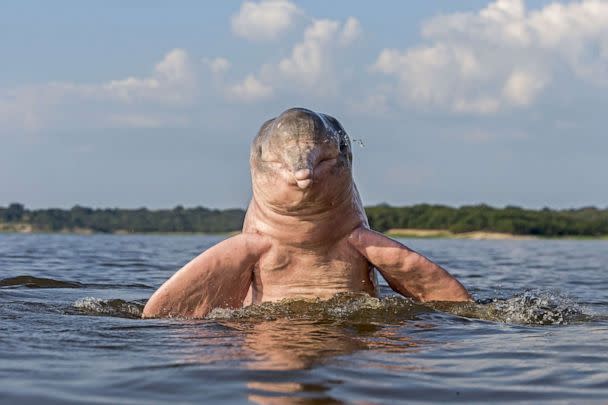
xmin=180 ymin=317 xmax=427 ymax=404
xmin=239 ymin=319 xmax=368 ymax=371
xmin=242 ymin=319 xmax=366 ymax=404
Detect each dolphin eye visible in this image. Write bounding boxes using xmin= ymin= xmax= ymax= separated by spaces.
xmin=261 ymin=160 xmax=283 ymax=169
xmin=317 ymin=156 xmax=338 ymax=167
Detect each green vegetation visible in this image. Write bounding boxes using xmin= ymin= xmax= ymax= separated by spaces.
xmin=366 ymin=204 xmax=608 ymax=237
xmin=1 ymin=202 xmax=607 ymax=237
xmin=0 ymin=203 xmax=244 ymax=234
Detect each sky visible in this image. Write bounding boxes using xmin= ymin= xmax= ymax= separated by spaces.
xmin=1 ymin=0 xmax=607 ymax=210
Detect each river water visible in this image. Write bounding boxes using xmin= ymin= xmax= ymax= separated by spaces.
xmin=1 ymin=233 xmax=607 ymax=404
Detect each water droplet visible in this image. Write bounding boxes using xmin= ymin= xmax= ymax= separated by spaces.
xmin=351 ymin=138 xmax=365 ymax=148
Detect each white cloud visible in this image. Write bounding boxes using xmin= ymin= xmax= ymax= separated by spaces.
xmin=371 ymin=0 xmax=608 ymax=114
xmin=100 ymin=48 xmax=195 ymax=104
xmin=0 ymin=88 xmax=47 ymax=131
xmin=231 ymin=0 xmax=300 ymax=41
xmin=228 ymin=16 xmax=362 ymax=101
xmin=0 ymin=49 xmax=196 ymax=131
xmin=372 ymin=44 xmax=510 ymax=114
xmin=502 ymin=69 xmax=547 ymax=106
xmin=277 ymin=19 xmax=340 ymax=84
xmin=339 ymin=17 xmax=362 ymax=46
xmin=155 ymin=49 xmax=192 ymax=82
xmin=2 ymin=2 xmax=365 ymax=123
xmin=204 ymin=57 xmax=231 ymax=74
xmin=227 ymin=75 xmax=273 ymax=101
xmin=47 ymin=48 xmax=195 ymax=106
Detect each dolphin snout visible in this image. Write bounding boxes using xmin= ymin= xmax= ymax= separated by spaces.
xmin=294 ymin=168 xmax=312 ymax=189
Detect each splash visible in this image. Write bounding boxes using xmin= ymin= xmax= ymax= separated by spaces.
xmin=492 ymin=290 xmax=588 ymax=325
xmin=351 ymin=138 xmax=365 ymax=148
xmin=72 ymin=297 xmax=145 ymax=319
xmin=431 ymin=289 xmax=589 ymax=325
xmin=69 ymin=290 xmax=590 ymax=325
xmin=210 ymin=291 xmax=589 ymax=326
xmin=207 ymin=292 xmax=425 ymax=322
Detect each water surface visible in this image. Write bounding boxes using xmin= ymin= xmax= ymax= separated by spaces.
xmin=1 ymin=234 xmax=607 ymax=403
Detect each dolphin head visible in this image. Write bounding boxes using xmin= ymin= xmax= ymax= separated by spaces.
xmin=250 ymin=108 xmax=353 ymax=212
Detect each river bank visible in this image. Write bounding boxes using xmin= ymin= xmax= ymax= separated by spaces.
xmin=3 ymin=203 xmax=608 ymax=239
xmin=2 ymin=223 xmax=607 ymax=240
xmin=386 ymin=228 xmax=608 ymax=240
xmin=386 ymin=228 xmax=538 ymax=240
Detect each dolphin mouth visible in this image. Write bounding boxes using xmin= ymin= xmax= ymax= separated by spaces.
xmin=294 ymin=168 xmax=313 ymax=190
xmin=296 ymin=179 xmax=312 ymax=189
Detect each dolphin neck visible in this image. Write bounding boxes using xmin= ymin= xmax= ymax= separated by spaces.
xmin=254 ymin=182 xmax=357 ymax=218
xmin=247 ymin=183 xmax=365 ymax=246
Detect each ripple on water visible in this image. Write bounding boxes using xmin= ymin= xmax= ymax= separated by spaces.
xmin=2 ymin=235 xmax=608 ymax=403
xmin=0 ymin=274 xmax=155 ymax=291
xmin=0 ymin=275 xmax=83 ymax=289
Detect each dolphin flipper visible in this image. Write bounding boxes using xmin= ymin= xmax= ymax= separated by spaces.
xmin=142 ymin=233 xmax=271 ymax=318
xmin=348 ymin=227 xmax=471 ymax=302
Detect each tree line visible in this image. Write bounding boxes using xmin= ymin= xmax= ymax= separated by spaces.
xmin=1 ymin=202 xmax=607 ymax=236
xmin=0 ymin=203 xmax=244 ymax=233
xmin=366 ymin=204 xmax=608 ymax=236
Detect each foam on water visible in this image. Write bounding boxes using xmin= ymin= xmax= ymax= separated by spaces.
xmin=432 ymin=289 xmax=589 ymax=325
xmin=207 ymin=293 xmax=426 ymax=323
xmin=68 ymin=289 xmax=591 ymax=325
xmin=72 ymin=297 xmax=145 ymax=319
xmin=209 ymin=291 xmax=588 ymax=325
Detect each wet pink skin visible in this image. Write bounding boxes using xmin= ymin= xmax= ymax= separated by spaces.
xmin=142 ymin=108 xmax=471 ymax=319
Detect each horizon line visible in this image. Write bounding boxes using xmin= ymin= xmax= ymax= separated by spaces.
xmin=2 ymin=202 xmax=607 ymax=212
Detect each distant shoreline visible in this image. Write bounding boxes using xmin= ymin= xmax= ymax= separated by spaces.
xmin=2 ymin=203 xmax=608 ymax=239
xmin=386 ymin=229 xmax=608 ymax=240
xmin=1 ymin=225 xmax=606 ymax=240
xmin=386 ymin=228 xmax=534 ymax=240
xmin=0 ymin=224 xmax=237 ymax=237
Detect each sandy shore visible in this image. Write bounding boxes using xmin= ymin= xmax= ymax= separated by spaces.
xmin=0 ymin=223 xmax=34 ymax=233
xmin=386 ymin=228 xmax=538 ymax=240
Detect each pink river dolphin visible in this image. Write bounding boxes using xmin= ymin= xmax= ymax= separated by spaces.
xmin=143 ymin=108 xmax=471 ymax=318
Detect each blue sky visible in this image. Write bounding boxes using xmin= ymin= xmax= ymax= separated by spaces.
xmin=1 ymin=0 xmax=607 ymax=209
